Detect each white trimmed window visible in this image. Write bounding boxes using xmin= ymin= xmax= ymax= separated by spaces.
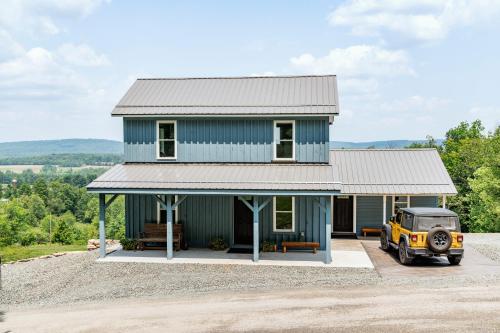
xmin=393 ymin=195 xmax=410 ymax=214
xmin=273 ymin=196 xmax=295 ymax=232
xmin=273 ymin=120 xmax=295 ymax=160
xmin=157 ymin=120 xmax=177 ymax=159
xmin=157 ymin=195 xmax=178 ymax=224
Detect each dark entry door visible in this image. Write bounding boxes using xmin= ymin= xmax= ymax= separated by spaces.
xmin=333 ymin=196 xmax=353 ymax=232
xmin=234 ymin=197 xmax=253 ymax=245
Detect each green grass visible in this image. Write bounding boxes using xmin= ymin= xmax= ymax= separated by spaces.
xmin=0 ymin=244 xmax=87 ymax=263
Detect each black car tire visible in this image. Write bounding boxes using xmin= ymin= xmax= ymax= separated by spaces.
xmin=380 ymin=230 xmax=390 ymax=252
xmin=448 ymin=255 xmax=462 ymax=265
xmin=427 ymin=227 xmax=452 ymax=253
xmin=398 ymin=239 xmax=413 ymax=265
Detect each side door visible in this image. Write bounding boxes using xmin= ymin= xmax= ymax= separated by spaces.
xmin=391 ymin=212 xmax=402 ymax=244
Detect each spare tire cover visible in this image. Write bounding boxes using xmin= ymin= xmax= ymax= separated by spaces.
xmin=427 ymin=227 xmax=452 ymax=253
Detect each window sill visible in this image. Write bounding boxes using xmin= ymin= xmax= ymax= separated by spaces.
xmin=272 ymin=159 xmax=297 ymax=164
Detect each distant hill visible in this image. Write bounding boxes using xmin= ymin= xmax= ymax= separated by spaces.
xmin=0 ymin=139 xmax=123 ymax=158
xmin=330 ymin=139 xmax=444 ymax=149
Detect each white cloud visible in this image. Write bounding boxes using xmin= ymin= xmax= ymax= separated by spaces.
xmin=290 ymin=45 xmax=414 ymax=77
xmin=0 ymin=0 xmax=110 ymax=36
xmin=329 ymin=0 xmax=500 ymax=41
xmin=57 ymin=43 xmax=110 ymax=67
xmin=380 ymin=95 xmax=451 ymax=113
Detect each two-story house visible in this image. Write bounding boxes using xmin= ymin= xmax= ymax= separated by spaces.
xmin=87 ymin=75 xmax=456 ymax=264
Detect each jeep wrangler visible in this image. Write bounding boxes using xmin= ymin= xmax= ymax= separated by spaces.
xmin=380 ymin=207 xmax=464 ymax=265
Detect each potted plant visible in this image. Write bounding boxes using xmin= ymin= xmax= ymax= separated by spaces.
xmin=208 ymin=237 xmax=227 ymax=251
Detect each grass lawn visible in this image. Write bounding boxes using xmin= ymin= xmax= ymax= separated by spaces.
xmin=0 ymin=244 xmax=87 ymax=263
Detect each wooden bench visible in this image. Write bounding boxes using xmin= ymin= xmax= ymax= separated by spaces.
xmin=138 ymin=223 xmax=183 ymax=251
xmin=282 ymin=241 xmax=320 ymax=254
xmin=361 ymin=227 xmax=382 ymax=237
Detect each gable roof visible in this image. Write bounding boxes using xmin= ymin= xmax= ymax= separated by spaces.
xmin=330 ymin=149 xmax=457 ymax=195
xmin=112 ymin=75 xmax=338 ymax=117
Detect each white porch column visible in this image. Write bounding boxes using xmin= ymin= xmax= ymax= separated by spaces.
xmin=253 ymin=198 xmax=260 ymax=262
xmin=383 ymin=195 xmax=387 ymax=224
xmin=99 ymin=193 xmax=106 ymax=258
xmin=166 ymin=194 xmax=173 ymax=260
xmin=442 ymin=195 xmax=447 ymax=209
xmin=325 ymin=197 xmax=332 ymax=264
xmin=352 ymin=195 xmax=357 ymax=234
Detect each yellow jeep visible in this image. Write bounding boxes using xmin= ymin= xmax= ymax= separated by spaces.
xmin=380 ymin=208 xmax=464 ymax=265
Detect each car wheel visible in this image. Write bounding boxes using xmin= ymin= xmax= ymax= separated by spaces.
xmin=380 ymin=230 xmax=390 ymax=252
xmin=398 ymin=240 xmax=413 ymax=265
xmin=427 ymin=227 xmax=452 ymax=253
xmin=448 ymin=255 xmax=462 ymax=265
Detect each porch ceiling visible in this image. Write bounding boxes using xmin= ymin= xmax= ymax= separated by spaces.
xmin=87 ymin=163 xmax=341 ymax=195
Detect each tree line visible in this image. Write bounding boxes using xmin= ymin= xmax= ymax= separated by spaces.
xmin=0 ymin=168 xmax=124 ymax=246
xmin=407 ymin=120 xmax=499 ymax=232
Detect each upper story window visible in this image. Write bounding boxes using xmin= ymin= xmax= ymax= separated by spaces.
xmin=157 ymin=120 xmax=177 ymax=159
xmin=274 ymin=120 xmax=295 ymax=160
xmin=273 ymin=196 xmax=295 ymax=232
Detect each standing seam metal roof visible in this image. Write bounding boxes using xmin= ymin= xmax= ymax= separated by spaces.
xmin=87 ymin=163 xmax=342 ymax=192
xmin=330 ymin=149 xmax=457 ymax=195
xmin=112 ymin=75 xmax=338 ymax=116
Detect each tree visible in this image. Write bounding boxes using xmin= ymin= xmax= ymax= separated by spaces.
xmin=17 ymin=183 xmax=32 ymax=196
xmin=53 ymin=212 xmax=77 ymax=244
xmin=33 ymin=177 xmax=49 ymax=204
xmin=406 ymin=135 xmax=442 ymax=151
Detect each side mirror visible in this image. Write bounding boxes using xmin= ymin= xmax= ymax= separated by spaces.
xmin=389 ymin=216 xmax=395 ymax=223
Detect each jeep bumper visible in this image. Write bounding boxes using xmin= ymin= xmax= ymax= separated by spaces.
xmin=407 ymin=248 xmax=464 ymax=256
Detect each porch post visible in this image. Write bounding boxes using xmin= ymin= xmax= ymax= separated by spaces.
xmin=253 ymin=197 xmax=259 ymax=262
xmin=325 ymin=197 xmax=332 ymax=264
xmin=99 ymin=193 xmax=106 ymax=258
xmin=442 ymin=195 xmax=446 ymax=208
xmin=166 ymin=194 xmax=173 ymax=260
xmin=382 ymin=195 xmax=387 ymax=224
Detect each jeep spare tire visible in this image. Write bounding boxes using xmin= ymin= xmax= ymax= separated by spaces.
xmin=427 ymin=227 xmax=452 ymax=253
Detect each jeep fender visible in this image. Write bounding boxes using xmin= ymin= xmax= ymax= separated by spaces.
xmin=382 ymin=224 xmax=392 ymax=241
xmin=399 ymin=234 xmax=414 ymax=258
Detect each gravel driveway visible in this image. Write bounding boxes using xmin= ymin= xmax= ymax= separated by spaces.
xmin=0 ymin=250 xmax=378 ymax=309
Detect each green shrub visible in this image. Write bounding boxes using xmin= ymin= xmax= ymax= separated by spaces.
xmin=208 ymin=237 xmax=227 ymax=251
xmin=120 ymin=238 xmax=138 ymax=250
xmin=262 ymin=241 xmax=276 ymax=252
xmin=53 ymin=218 xmax=75 ymax=245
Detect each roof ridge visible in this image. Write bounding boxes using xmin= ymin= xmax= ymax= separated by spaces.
xmin=329 ymin=148 xmax=438 ymax=151
xmin=137 ymin=74 xmax=337 ymax=80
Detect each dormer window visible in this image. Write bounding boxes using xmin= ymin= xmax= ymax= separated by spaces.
xmin=157 ymin=120 xmax=177 ymax=159
xmin=273 ymin=120 xmax=295 ymax=160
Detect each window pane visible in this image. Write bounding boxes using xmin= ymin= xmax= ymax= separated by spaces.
xmin=276 ymin=141 xmax=293 ymax=158
xmin=278 ymin=123 xmax=293 ymax=140
xmin=276 ymin=212 xmax=293 ymax=230
xmin=160 ymin=141 xmax=175 ymax=157
xmin=159 ymin=123 xmax=175 ymax=140
xmin=276 ymin=196 xmax=292 ymax=211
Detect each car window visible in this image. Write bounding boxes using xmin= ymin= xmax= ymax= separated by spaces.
xmin=416 ymin=216 xmax=459 ymax=231
xmin=402 ymin=213 xmax=413 ymax=230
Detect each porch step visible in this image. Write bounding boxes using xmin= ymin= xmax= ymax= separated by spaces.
xmin=331 ymin=232 xmax=358 ymax=239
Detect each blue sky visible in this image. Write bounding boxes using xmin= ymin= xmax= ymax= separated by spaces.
xmin=0 ymin=0 xmax=499 ymax=142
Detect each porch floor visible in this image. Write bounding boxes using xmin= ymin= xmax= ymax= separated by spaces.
xmin=98 ymin=239 xmax=373 ymax=268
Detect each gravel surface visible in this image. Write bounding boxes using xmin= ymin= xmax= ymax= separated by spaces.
xmin=0 ymin=250 xmax=379 ymax=309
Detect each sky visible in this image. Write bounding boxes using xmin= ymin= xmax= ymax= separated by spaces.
xmin=0 ymin=0 xmax=499 ymax=143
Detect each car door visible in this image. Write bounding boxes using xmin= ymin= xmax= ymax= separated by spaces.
xmin=392 ymin=212 xmax=402 ymax=244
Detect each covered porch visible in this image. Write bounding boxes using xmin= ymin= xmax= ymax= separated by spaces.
xmin=87 ymin=163 xmax=341 ymax=264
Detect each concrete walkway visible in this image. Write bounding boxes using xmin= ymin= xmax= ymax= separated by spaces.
xmin=99 ymin=239 xmax=374 ymax=268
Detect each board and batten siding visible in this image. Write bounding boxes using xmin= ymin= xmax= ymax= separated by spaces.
xmin=355 ymin=195 xmax=439 ymax=235
xmin=123 ymin=118 xmax=329 ymax=163
xmin=125 ymin=194 xmax=328 ymax=250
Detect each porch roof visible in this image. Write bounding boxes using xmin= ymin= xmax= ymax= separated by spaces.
xmin=87 ymin=163 xmax=341 ymax=195
xmin=330 ymin=149 xmax=457 ymax=195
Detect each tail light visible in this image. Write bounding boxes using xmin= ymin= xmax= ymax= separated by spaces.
xmin=411 ymin=234 xmax=418 ymax=242
xmin=457 ymin=234 xmax=463 ymax=242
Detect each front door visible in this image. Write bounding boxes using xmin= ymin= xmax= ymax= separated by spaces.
xmin=333 ymin=196 xmax=354 ymax=232
xmin=234 ymin=197 xmax=253 ymax=245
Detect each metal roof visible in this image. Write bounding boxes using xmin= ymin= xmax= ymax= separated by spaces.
xmin=400 ymin=207 xmax=458 ymax=217
xmin=87 ymin=163 xmax=341 ymax=195
xmin=112 ymin=75 xmax=338 ymax=117
xmin=330 ymin=149 xmax=457 ymax=195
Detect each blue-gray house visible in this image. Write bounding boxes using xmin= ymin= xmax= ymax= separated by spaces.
xmin=87 ymin=75 xmax=456 ymax=264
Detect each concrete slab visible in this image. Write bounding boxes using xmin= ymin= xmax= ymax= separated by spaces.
xmin=99 ymin=239 xmax=374 ymax=268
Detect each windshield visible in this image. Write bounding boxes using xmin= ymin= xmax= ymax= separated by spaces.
xmin=416 ymin=216 xmax=460 ymax=231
